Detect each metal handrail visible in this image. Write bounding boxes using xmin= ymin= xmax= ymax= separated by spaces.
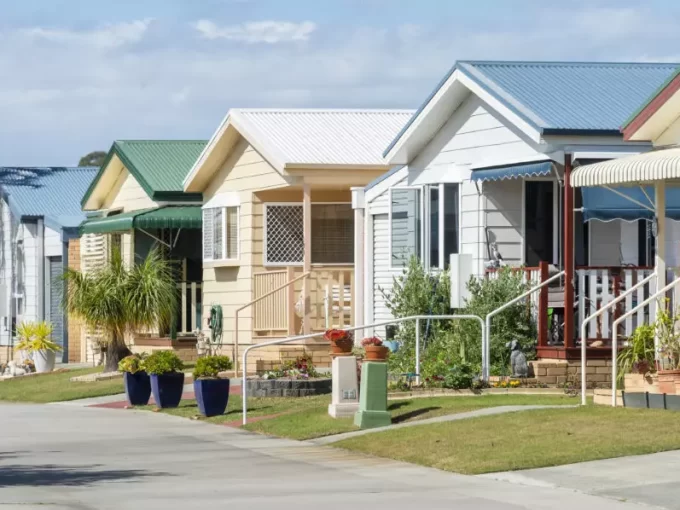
xmin=241 ymin=313 xmax=485 ymax=425
xmin=484 ymin=271 xmax=565 ymax=381
xmin=579 ymin=271 xmax=656 ymax=406
xmin=609 ymin=274 xmax=680 ymax=406
xmin=233 ymin=271 xmax=310 ymax=377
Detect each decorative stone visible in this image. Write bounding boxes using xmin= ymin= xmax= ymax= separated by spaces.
xmin=328 ymin=355 xmax=359 ymax=418
xmin=354 ymin=361 xmax=391 ymax=429
xmin=245 ymin=378 xmax=331 ymax=397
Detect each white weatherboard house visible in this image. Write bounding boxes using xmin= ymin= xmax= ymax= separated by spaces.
xmin=0 ymin=167 xmax=97 ymax=364
xmin=353 ymin=60 xmax=680 ymax=364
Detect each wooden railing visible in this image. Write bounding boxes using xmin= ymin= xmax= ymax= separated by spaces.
xmin=253 ymin=270 xmax=291 ymax=332
xmin=486 ymin=265 xmax=542 ymax=316
xmin=309 ymin=267 xmax=354 ymax=330
xmin=176 ymin=282 xmax=202 ymax=335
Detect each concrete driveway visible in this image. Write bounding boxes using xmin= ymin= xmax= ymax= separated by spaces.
xmin=0 ymin=403 xmax=663 ymax=509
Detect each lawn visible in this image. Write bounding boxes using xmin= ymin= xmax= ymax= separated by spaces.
xmin=335 ymin=406 xmax=680 ymax=474
xmin=0 ymin=367 xmax=124 ymax=403
xmin=146 ymin=393 xmax=579 ymax=440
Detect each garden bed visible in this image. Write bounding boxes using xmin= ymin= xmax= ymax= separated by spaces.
xmin=245 ymin=377 xmax=331 ymax=397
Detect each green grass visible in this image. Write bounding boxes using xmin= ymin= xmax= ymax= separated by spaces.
xmin=335 ymin=406 xmax=680 ymax=474
xmin=0 ymin=367 xmax=124 ymax=403
xmin=144 ymin=393 xmax=578 ymax=440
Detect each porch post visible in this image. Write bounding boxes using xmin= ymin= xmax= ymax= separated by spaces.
xmin=302 ymin=183 xmax=312 ymax=334
xmin=351 ymin=187 xmax=365 ymax=330
xmin=563 ymin=154 xmax=575 ymax=348
xmin=655 ymin=180 xmax=666 ymax=355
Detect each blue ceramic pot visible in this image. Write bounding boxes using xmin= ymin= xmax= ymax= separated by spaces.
xmin=150 ymin=372 xmax=185 ymax=408
xmin=124 ymin=371 xmax=151 ymax=406
xmin=194 ymin=378 xmax=231 ymax=417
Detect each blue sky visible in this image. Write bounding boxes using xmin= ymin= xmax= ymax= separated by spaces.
xmin=1 ymin=0 xmax=680 ymax=165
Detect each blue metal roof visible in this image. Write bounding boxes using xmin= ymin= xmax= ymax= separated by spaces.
xmin=0 ymin=167 xmax=98 ymax=231
xmin=385 ymin=61 xmax=680 ymax=156
xmin=471 ymin=160 xmax=553 ymax=182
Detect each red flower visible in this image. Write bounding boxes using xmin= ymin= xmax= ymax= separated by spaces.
xmin=324 ymin=329 xmax=350 ymax=342
xmin=361 ymin=336 xmax=383 ymax=347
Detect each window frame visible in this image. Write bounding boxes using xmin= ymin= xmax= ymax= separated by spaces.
xmin=202 ymin=205 xmax=240 ymax=263
xmin=263 ymin=202 xmax=353 ymax=267
xmin=388 ymin=186 xmax=424 ymax=270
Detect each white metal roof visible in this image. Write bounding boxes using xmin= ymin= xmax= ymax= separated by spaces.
xmin=232 ymin=108 xmax=414 ymax=166
xmin=571 ymin=147 xmax=680 ymax=187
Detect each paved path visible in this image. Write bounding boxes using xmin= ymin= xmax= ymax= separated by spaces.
xmin=481 ymin=450 xmax=680 ymax=509
xmin=0 ymin=403 xmax=655 ymax=509
xmin=312 ymin=405 xmax=575 ymax=444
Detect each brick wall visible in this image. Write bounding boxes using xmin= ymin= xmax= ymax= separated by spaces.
xmin=530 ymin=358 xmax=614 ymax=388
xmin=67 ymin=238 xmax=83 ymax=363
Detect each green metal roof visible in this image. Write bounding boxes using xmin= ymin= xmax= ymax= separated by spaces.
xmin=80 ymin=206 xmax=201 ymax=234
xmin=81 ymin=140 xmax=207 ymax=207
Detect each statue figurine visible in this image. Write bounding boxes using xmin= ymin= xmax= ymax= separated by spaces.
xmin=506 ymin=339 xmax=528 ymax=378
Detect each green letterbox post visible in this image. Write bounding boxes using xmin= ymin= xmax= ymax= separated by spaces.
xmin=354 ymin=361 xmax=391 ymax=429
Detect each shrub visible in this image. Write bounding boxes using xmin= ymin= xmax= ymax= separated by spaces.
xmin=617 ymin=323 xmax=655 ymax=386
xmin=14 ymin=321 xmax=61 ymax=352
xmin=443 ymin=362 xmax=476 ymax=389
xmin=118 ymin=354 xmax=145 ymax=374
xmin=263 ymin=352 xmax=320 ymax=380
xmin=194 ymin=355 xmax=233 ymax=379
xmin=143 ymin=350 xmax=184 ymax=375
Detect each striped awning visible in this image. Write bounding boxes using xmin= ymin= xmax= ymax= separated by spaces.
xmin=81 ymin=206 xmax=201 ymax=234
xmin=471 ymin=160 xmax=553 ymax=182
xmin=571 ymin=147 xmax=680 ymax=187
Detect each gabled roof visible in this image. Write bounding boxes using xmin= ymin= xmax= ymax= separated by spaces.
xmin=0 ymin=167 xmax=98 ymax=231
xmin=385 ymin=61 xmax=679 ymax=163
xmin=183 ymin=108 xmax=414 ymax=191
xmin=82 ymin=140 xmax=207 ymax=208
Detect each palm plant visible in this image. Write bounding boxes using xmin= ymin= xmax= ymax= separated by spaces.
xmin=62 ymin=248 xmax=178 ymax=372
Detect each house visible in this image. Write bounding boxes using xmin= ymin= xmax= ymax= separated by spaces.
xmin=182 ymin=108 xmax=413 ymax=372
xmin=77 ymin=140 xmax=207 ymax=363
xmin=353 ymin=61 xmax=680 ymax=380
xmin=0 ymin=166 xmax=98 ymax=365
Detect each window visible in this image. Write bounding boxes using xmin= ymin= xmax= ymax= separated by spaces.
xmin=390 ymin=188 xmax=421 ymax=268
xmin=202 ymin=206 xmax=239 ymax=261
xmin=442 ymin=183 xmax=460 ymax=268
xmin=264 ymin=203 xmax=354 ymax=265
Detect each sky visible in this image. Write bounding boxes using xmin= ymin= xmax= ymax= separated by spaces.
xmin=2 ymin=0 xmax=680 ymax=166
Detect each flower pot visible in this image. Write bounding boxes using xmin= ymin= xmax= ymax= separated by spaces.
xmin=622 ymin=391 xmax=648 ymax=409
xmin=658 ymin=369 xmax=680 ymax=395
xmin=194 ymin=378 xmax=230 ymax=417
xmin=150 ymin=372 xmax=185 ymax=408
xmin=364 ymin=345 xmax=389 ymax=362
xmin=330 ymin=337 xmax=354 ymax=356
xmin=124 ymin=371 xmax=151 ymax=406
xmin=33 ymin=349 xmax=56 ymax=373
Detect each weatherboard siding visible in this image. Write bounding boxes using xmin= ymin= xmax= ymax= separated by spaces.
xmin=22 ymin=223 xmax=38 ymax=325
xmin=0 ymin=201 xmax=11 ymax=345
xmin=44 ymin=227 xmax=62 ymax=258
xmin=201 ymin=138 xmax=288 ymax=347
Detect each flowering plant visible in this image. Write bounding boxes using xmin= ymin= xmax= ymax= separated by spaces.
xmin=361 ymin=336 xmax=383 ymax=347
xmin=324 ymin=329 xmax=351 ymax=342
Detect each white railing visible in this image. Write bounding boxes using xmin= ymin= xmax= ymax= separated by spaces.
xmin=176 ymin=282 xmax=201 ymax=335
xmin=241 ymin=314 xmax=485 ymax=425
xmin=576 ymin=267 xmax=655 ymax=340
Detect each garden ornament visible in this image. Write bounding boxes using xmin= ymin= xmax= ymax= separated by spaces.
xmin=507 ymin=339 xmax=528 ymax=378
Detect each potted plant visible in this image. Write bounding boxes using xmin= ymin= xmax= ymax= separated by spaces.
xmin=118 ymin=354 xmax=151 ymax=406
xmin=15 ymin=322 xmax=61 ymax=373
xmin=361 ymin=336 xmax=389 ymax=361
xmin=656 ymin=307 xmax=680 ymax=394
xmin=325 ymin=328 xmax=353 ymax=356
xmin=193 ymin=355 xmax=233 ymax=417
xmin=144 ymin=351 xmax=185 ymax=408
xmin=617 ymin=323 xmax=656 ymax=390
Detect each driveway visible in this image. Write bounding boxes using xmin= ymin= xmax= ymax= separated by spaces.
xmin=0 ymin=403 xmax=662 ymax=509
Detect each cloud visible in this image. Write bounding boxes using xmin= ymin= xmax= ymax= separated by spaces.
xmin=193 ymin=20 xmax=317 ymax=44
xmin=20 ymin=19 xmax=153 ymax=49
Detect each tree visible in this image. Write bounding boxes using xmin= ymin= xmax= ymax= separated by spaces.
xmin=62 ymin=249 xmax=178 ymax=372
xmin=78 ymin=151 xmax=107 ymax=168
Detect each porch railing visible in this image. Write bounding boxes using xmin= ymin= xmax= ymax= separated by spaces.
xmin=176 ymin=282 xmax=202 ymax=336
xmin=486 ymin=265 xmax=541 ymax=316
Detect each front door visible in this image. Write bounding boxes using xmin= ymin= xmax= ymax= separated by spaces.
xmin=524 ymin=181 xmax=554 ymax=267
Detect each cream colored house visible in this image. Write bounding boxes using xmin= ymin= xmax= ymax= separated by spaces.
xmin=183 ymin=108 xmax=413 ymax=371
xmin=77 ymin=140 xmax=207 ymax=363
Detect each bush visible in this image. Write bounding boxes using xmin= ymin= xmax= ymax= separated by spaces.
xmin=143 ymin=351 xmax=184 ymax=375
xmin=194 ymin=355 xmax=233 ymax=379
xmin=118 ymin=354 xmax=145 ymax=374
xmin=263 ymin=352 xmax=320 ymax=380
xmin=443 ymin=362 xmax=476 ymax=389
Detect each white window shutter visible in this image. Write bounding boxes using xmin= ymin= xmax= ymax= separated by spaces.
xmin=203 ymin=209 xmax=214 ymax=260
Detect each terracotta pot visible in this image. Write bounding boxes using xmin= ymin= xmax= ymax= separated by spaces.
xmin=329 ymin=336 xmax=353 ymax=356
xmin=364 ymin=345 xmax=389 ymax=361
xmin=658 ymin=369 xmax=680 ymax=395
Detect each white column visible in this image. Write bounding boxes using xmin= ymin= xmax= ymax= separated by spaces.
xmin=302 ymin=183 xmax=312 ymax=334
xmin=351 ymin=187 xmax=365 ymax=330
xmin=655 ymin=180 xmax=666 ymax=356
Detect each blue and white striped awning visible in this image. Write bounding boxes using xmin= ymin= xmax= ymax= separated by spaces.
xmin=582 ymin=186 xmax=680 ymax=222
xmin=471 ymin=160 xmax=553 ymax=182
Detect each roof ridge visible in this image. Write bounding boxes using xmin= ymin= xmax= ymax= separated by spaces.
xmin=116 ymin=139 xmax=208 ymax=144
xmin=459 ymin=60 xmax=680 ymax=67
xmin=232 ymin=108 xmax=415 ymax=114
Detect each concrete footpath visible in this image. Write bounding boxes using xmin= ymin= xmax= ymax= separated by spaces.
xmin=0 ymin=403 xmax=659 ymax=509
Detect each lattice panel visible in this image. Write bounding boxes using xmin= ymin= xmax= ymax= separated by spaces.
xmin=265 ymin=205 xmax=304 ymax=264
